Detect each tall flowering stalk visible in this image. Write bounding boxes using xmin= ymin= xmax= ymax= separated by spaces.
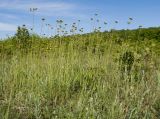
xmin=30 ymin=8 xmax=38 ymax=32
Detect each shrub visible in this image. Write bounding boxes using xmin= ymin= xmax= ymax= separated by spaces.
xmin=14 ymin=26 xmax=31 ymax=51
xmin=119 ymin=51 xmax=135 ymax=79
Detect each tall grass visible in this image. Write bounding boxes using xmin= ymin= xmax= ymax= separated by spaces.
xmin=0 ymin=20 xmax=160 ymax=119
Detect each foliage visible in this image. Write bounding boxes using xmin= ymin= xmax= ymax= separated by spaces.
xmin=13 ymin=26 xmax=31 ymax=51
xmin=0 ymin=26 xmax=160 ymax=119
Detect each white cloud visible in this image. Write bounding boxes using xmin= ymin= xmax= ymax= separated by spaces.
xmin=0 ymin=13 xmax=18 ymax=19
xmin=0 ymin=22 xmax=17 ymax=31
xmin=0 ymin=0 xmax=87 ymax=18
xmin=0 ymin=1 xmax=75 ymax=12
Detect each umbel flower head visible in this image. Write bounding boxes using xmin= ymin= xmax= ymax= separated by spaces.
xmin=129 ymin=17 xmax=133 ymax=21
xmin=30 ymin=8 xmax=38 ymax=12
xmin=115 ymin=21 xmax=118 ymax=24
xmin=22 ymin=24 xmax=26 ymax=27
xmin=56 ymin=20 xmax=63 ymax=24
xmin=104 ymin=22 xmax=107 ymax=25
xmin=94 ymin=13 xmax=98 ymax=16
xmin=42 ymin=18 xmax=45 ymax=21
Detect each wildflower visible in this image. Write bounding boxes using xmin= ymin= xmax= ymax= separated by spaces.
xmin=104 ymin=22 xmax=107 ymax=25
xmin=56 ymin=20 xmax=63 ymax=24
xmin=127 ymin=21 xmax=131 ymax=25
xmin=90 ymin=18 xmax=93 ymax=21
xmin=115 ymin=21 xmax=118 ymax=23
xmin=30 ymin=8 xmax=38 ymax=12
xmin=42 ymin=18 xmax=45 ymax=21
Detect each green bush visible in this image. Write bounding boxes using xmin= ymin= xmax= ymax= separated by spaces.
xmin=13 ymin=26 xmax=31 ymax=51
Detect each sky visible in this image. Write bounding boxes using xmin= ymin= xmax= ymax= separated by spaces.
xmin=0 ymin=0 xmax=160 ymax=39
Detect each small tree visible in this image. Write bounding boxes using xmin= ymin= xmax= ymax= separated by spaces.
xmin=14 ymin=26 xmax=31 ymax=51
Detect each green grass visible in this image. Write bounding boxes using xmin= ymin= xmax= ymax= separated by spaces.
xmin=0 ymin=28 xmax=160 ymax=119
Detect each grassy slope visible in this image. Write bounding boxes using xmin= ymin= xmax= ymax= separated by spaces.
xmin=0 ymin=28 xmax=160 ymax=119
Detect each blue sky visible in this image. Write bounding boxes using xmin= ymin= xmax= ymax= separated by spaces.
xmin=0 ymin=0 xmax=160 ymax=39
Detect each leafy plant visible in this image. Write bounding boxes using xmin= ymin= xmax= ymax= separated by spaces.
xmin=14 ymin=26 xmax=31 ymax=50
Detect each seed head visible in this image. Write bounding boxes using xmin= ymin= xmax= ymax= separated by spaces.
xmin=104 ymin=22 xmax=107 ymax=25
xmin=42 ymin=18 xmax=45 ymax=21
xmin=22 ymin=24 xmax=26 ymax=27
xmin=94 ymin=13 xmax=98 ymax=16
xmin=115 ymin=21 xmax=118 ymax=24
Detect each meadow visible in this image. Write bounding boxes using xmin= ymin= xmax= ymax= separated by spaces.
xmin=0 ymin=17 xmax=160 ymax=119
